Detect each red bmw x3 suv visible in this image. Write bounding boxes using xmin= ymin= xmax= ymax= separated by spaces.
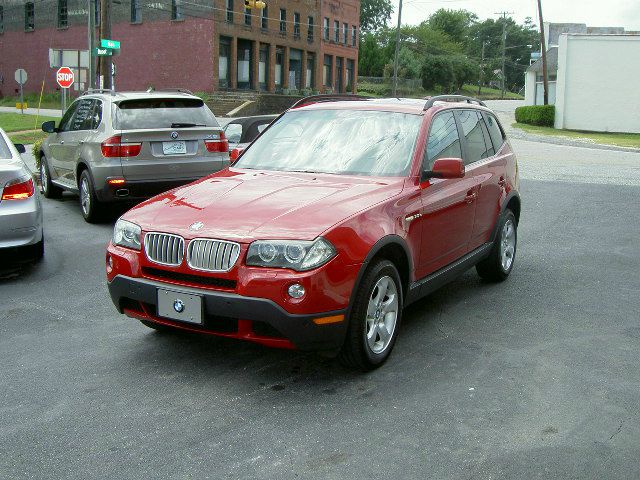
xmin=106 ymin=95 xmax=520 ymax=369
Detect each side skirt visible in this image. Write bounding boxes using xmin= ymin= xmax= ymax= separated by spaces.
xmin=405 ymin=242 xmax=493 ymax=306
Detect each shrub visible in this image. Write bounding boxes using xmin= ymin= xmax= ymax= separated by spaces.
xmin=32 ymin=138 xmax=44 ymax=169
xmin=357 ymin=82 xmax=391 ymax=97
xmin=421 ymin=54 xmax=454 ymax=92
xmin=515 ymin=105 xmax=555 ymax=127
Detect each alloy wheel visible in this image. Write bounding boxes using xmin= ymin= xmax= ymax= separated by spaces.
xmin=365 ymin=275 xmax=399 ymax=354
xmin=80 ymin=177 xmax=91 ymax=216
xmin=500 ymin=219 xmax=516 ymax=271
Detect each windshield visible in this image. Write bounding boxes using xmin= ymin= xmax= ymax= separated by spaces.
xmin=114 ymin=98 xmax=218 ymax=130
xmin=234 ymin=109 xmax=422 ymax=177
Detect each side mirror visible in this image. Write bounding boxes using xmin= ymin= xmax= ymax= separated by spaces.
xmin=42 ymin=121 xmax=57 ymax=133
xmin=229 ymin=147 xmax=243 ymax=165
xmin=424 ymin=158 xmax=465 ymax=180
xmin=14 ymin=143 xmax=26 ymax=154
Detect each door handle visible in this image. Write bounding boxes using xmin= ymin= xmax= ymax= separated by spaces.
xmin=60 ymin=140 xmax=64 ymax=144
xmin=79 ymin=140 xmax=85 ymax=145
xmin=498 ymin=176 xmax=506 ymax=187
xmin=465 ymin=189 xmax=477 ymax=204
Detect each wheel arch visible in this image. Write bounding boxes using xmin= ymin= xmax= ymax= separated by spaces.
xmin=76 ymin=161 xmax=91 ymax=186
xmin=502 ymin=191 xmax=521 ymax=224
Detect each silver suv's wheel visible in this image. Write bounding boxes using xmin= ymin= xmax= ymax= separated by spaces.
xmin=476 ymin=209 xmax=517 ymax=281
xmin=78 ymin=170 xmax=103 ymax=223
xmin=339 ymin=259 xmax=403 ymax=370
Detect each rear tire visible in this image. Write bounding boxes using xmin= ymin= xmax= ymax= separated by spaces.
xmin=40 ymin=155 xmax=62 ymax=198
xmin=78 ymin=169 xmax=103 ymax=223
xmin=476 ymin=209 xmax=517 ymax=282
xmin=339 ymin=259 xmax=403 ymax=371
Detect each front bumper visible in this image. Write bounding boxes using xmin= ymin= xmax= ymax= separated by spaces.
xmin=107 ymin=274 xmax=348 ymax=351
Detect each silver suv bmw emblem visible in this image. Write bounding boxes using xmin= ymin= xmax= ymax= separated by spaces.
xmin=173 ymin=299 xmax=185 ymax=313
xmin=171 ymin=131 xmax=179 ymax=139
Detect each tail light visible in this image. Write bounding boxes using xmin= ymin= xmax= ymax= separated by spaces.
xmin=2 ymin=176 xmax=35 ymax=201
xmin=229 ymin=148 xmax=243 ymax=164
xmin=101 ymin=135 xmax=142 ymax=158
xmin=204 ymin=131 xmax=229 ymax=153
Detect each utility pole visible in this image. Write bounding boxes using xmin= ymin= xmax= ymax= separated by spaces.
xmin=392 ymin=0 xmax=403 ymax=97
xmin=88 ymin=0 xmax=96 ymax=89
xmin=537 ymin=0 xmax=549 ymax=105
xmin=495 ymin=11 xmax=513 ymax=99
xmin=477 ymin=40 xmax=486 ymax=96
xmin=99 ymin=0 xmax=112 ymax=90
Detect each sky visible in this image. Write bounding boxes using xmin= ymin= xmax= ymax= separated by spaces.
xmin=390 ymin=0 xmax=640 ymax=31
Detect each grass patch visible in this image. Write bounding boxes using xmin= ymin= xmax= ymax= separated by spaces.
xmin=0 ymin=92 xmax=66 ymax=110
xmin=356 ymin=82 xmax=522 ymax=100
xmin=8 ymin=130 xmax=49 ymax=145
xmin=0 ymin=112 xmax=59 ymax=133
xmin=513 ymin=123 xmax=640 ymax=148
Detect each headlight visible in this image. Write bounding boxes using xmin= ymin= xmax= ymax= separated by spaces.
xmin=246 ymin=237 xmax=336 ymax=271
xmin=113 ymin=219 xmax=141 ymax=250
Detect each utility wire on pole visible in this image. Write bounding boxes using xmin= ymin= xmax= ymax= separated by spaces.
xmin=392 ymin=0 xmax=403 ymax=97
xmin=99 ymin=0 xmax=112 ymax=90
xmin=495 ymin=11 xmax=513 ymax=99
xmin=477 ymin=40 xmax=486 ymax=96
xmin=537 ymin=0 xmax=549 ymax=105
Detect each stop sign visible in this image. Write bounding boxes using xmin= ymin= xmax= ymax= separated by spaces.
xmin=56 ymin=67 xmax=74 ymax=89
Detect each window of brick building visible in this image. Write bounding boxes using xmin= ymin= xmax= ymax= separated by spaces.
xmin=351 ymin=25 xmax=357 ymax=46
xmin=0 ymin=6 xmax=4 ymax=34
xmin=226 ymin=0 xmax=233 ymax=23
xmin=342 ymin=23 xmax=348 ymax=45
xmin=333 ymin=20 xmax=339 ymax=42
xmin=244 ymin=7 xmax=251 ymax=25
xmin=307 ymin=16 xmax=314 ymax=42
xmin=346 ymin=59 xmax=354 ymax=91
xmin=323 ymin=17 xmax=329 ymax=40
xmin=171 ymin=0 xmax=183 ymax=20
xmin=323 ymin=54 xmax=332 ymax=87
xmin=279 ymin=9 xmax=286 ymax=33
xmin=259 ymin=44 xmax=269 ymax=90
xmin=275 ymin=47 xmax=284 ymax=88
xmin=219 ymin=36 xmax=231 ymax=88
xmin=57 ymin=0 xmax=68 ymax=28
xmin=261 ymin=6 xmax=268 ymax=29
xmin=306 ymin=53 xmax=315 ymax=88
xmin=131 ymin=0 xmax=142 ymax=23
xmin=25 ymin=2 xmax=35 ymax=31
xmin=293 ymin=12 xmax=300 ymax=38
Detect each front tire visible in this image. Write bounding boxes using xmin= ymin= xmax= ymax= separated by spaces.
xmin=476 ymin=209 xmax=517 ymax=282
xmin=78 ymin=169 xmax=103 ymax=223
xmin=40 ymin=155 xmax=62 ymax=198
xmin=339 ymin=259 xmax=403 ymax=370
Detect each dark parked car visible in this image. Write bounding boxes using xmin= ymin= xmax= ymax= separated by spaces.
xmin=223 ymin=115 xmax=278 ymax=153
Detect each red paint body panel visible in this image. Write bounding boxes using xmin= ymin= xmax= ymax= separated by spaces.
xmin=107 ymin=99 xmax=520 ymax=350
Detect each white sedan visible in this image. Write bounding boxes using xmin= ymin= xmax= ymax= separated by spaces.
xmin=0 ymin=128 xmax=43 ymax=261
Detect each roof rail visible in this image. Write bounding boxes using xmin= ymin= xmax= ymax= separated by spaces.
xmin=82 ymin=88 xmax=116 ymax=96
xmin=423 ymin=95 xmax=486 ymax=110
xmin=290 ymin=94 xmax=371 ymax=109
xmin=146 ymin=87 xmax=194 ymax=95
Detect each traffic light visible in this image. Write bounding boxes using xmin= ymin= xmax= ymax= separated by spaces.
xmin=244 ymin=0 xmax=266 ymax=9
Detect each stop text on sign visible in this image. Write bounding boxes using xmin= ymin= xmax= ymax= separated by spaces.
xmin=56 ymin=67 xmax=74 ymax=88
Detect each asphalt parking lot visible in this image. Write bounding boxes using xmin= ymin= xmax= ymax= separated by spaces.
xmin=1 ymin=139 xmax=640 ymax=479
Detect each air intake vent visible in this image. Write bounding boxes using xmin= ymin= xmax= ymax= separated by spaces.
xmin=144 ymin=232 xmax=184 ymax=266
xmin=187 ymin=238 xmax=241 ymax=272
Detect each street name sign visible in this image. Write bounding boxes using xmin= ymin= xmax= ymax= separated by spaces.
xmin=101 ymin=39 xmax=120 ymax=49
xmin=93 ymin=47 xmax=113 ymax=56
xmin=56 ymin=67 xmax=75 ymax=89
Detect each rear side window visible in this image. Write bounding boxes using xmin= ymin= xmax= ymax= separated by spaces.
xmin=91 ymin=100 xmax=103 ymax=129
xmin=224 ymin=123 xmax=242 ymax=143
xmin=425 ymin=111 xmax=461 ymax=169
xmin=70 ymin=99 xmax=97 ymax=131
xmin=483 ymin=113 xmax=505 ymax=152
xmin=114 ymin=98 xmax=218 ymax=130
xmin=456 ymin=110 xmax=492 ymax=164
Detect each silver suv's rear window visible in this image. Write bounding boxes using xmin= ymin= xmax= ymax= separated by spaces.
xmin=0 ymin=135 xmax=11 ymax=159
xmin=114 ymin=98 xmax=218 ymax=130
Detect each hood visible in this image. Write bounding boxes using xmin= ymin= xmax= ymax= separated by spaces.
xmin=125 ymin=169 xmax=405 ymax=242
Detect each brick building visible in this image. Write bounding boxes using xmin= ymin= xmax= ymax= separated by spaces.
xmin=0 ymin=0 xmax=359 ymax=96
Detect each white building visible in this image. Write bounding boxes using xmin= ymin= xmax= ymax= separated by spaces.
xmin=524 ymin=23 xmax=640 ymax=133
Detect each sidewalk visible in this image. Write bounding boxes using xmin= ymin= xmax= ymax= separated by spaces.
xmin=0 ymin=106 xmax=63 ymax=118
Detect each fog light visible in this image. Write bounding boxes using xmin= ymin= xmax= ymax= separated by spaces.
xmin=106 ymin=255 xmax=113 ymax=273
xmin=287 ymin=283 xmax=305 ymax=299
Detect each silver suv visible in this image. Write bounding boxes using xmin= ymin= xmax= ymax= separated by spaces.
xmin=39 ymin=89 xmax=229 ymax=222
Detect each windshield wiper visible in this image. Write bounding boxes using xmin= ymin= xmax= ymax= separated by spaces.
xmin=170 ymin=122 xmax=206 ymax=128
xmin=287 ymin=169 xmax=320 ymax=174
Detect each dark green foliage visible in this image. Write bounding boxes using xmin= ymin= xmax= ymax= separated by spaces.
xmin=360 ymin=0 xmax=393 ymax=32
xmin=421 ymin=54 xmax=479 ymax=93
xmin=515 ymin=105 xmax=555 ymax=126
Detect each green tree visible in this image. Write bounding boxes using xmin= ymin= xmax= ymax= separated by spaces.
xmin=450 ymin=55 xmax=479 ymax=91
xmin=427 ymin=9 xmax=477 ymax=44
xmin=421 ymin=55 xmax=454 ymax=92
xmin=360 ymin=0 xmax=393 ymax=32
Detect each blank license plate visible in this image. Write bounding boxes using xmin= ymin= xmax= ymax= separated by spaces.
xmin=157 ymin=288 xmax=203 ymax=324
xmin=162 ymin=141 xmax=187 ymax=155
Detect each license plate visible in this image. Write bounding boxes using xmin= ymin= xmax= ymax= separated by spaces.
xmin=157 ymin=288 xmax=203 ymax=324
xmin=162 ymin=140 xmax=187 ymax=155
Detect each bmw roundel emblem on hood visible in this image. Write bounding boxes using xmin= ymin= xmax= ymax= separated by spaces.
xmin=171 ymin=131 xmax=179 ymax=139
xmin=189 ymin=221 xmax=204 ymax=231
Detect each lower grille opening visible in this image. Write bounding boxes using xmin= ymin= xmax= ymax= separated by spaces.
xmin=142 ymin=267 xmax=237 ymax=290
xmin=204 ymin=315 xmax=238 ymax=333
xmin=252 ymin=321 xmax=286 ymax=339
